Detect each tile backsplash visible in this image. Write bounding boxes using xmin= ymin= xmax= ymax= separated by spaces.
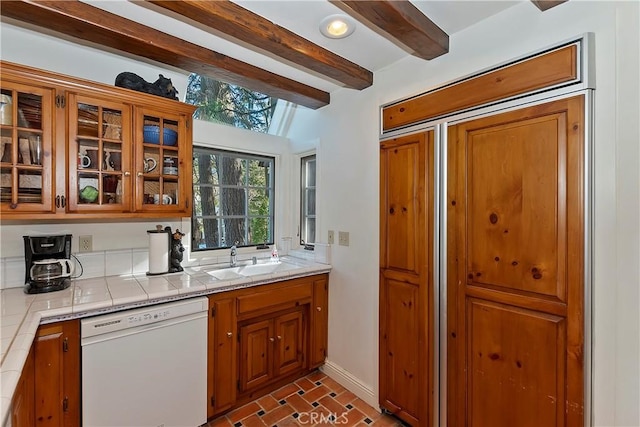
xmin=0 ymin=245 xmax=299 ymax=290
xmin=0 ymin=247 xmax=151 ymax=290
xmin=0 ymin=219 xmax=187 ymax=290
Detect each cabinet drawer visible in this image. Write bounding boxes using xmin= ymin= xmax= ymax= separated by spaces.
xmin=237 ymin=283 xmax=311 ymax=315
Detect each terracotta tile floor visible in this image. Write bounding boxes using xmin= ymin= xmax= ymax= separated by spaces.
xmin=205 ymin=370 xmax=406 ymax=427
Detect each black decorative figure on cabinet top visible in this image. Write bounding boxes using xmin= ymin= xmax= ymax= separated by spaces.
xmin=115 ymin=72 xmax=179 ymax=100
xmin=167 ymin=227 xmax=185 ymax=273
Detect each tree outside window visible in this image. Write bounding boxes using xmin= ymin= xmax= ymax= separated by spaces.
xmin=185 ymin=74 xmax=277 ymax=133
xmin=192 ymin=148 xmax=274 ymax=251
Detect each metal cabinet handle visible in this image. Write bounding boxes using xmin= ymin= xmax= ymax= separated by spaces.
xmin=56 ymin=195 xmax=60 ymax=208
xmin=277 ymin=335 xmax=282 ymax=340
xmin=124 ymin=171 xmax=131 ymax=177
xmin=137 ymin=172 xmax=143 ymax=177
xmin=316 ymin=306 xmax=322 ymax=311
xmin=226 ymin=332 xmax=232 ymax=338
xmin=269 ymin=337 xmax=275 ymax=342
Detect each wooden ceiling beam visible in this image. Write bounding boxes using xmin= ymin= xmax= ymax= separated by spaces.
xmin=145 ymin=0 xmax=373 ymax=90
xmin=0 ymin=0 xmax=329 ymax=109
xmin=330 ymin=0 xmax=449 ymax=60
xmin=531 ymin=0 xmax=569 ymax=11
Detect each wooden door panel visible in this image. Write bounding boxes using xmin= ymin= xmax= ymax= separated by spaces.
xmin=34 ymin=329 xmax=64 ymax=427
xmin=467 ymin=299 xmax=565 ymax=427
xmin=380 ymin=130 xmax=433 ymax=426
xmin=380 ymin=135 xmax=425 ymax=274
xmin=12 ymin=344 xmax=35 ymax=427
xmin=310 ymin=277 xmax=328 ymax=367
xmin=380 ymin=277 xmax=420 ymax=419
xmin=209 ymin=297 xmax=237 ymax=416
xmin=240 ymin=320 xmax=272 ymax=391
xmin=275 ymin=310 xmax=304 ymax=376
xmin=448 ymin=95 xmax=585 ymax=427
xmin=467 ymin=115 xmax=566 ymax=300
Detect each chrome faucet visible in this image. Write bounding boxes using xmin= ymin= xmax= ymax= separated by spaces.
xmin=230 ymin=242 xmax=238 ymax=267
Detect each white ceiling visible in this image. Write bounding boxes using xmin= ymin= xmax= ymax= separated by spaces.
xmin=83 ymin=1 xmax=522 ymax=93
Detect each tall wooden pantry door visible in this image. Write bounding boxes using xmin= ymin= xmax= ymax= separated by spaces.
xmin=379 ymin=131 xmax=434 ymax=426
xmin=447 ymin=95 xmax=585 ymax=426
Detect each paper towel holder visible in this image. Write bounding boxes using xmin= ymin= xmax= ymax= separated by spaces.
xmin=147 ymin=224 xmax=170 ymax=275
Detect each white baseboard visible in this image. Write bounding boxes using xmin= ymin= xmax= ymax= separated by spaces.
xmin=320 ymin=360 xmax=379 ymax=410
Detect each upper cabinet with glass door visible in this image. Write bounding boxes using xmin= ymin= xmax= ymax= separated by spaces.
xmin=66 ymin=93 xmax=131 ymax=213
xmin=0 ymin=82 xmax=55 ymax=215
xmin=135 ymin=108 xmax=192 ymax=214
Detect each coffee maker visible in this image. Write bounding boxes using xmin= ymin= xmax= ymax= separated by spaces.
xmin=24 ymin=234 xmax=72 ymax=294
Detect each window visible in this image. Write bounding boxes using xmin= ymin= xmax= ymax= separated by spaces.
xmin=192 ymin=147 xmax=274 ymax=251
xmin=185 ymin=74 xmax=277 ymax=134
xmin=300 ymin=155 xmax=316 ymax=247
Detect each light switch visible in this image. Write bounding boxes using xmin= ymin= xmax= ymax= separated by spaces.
xmin=338 ymin=231 xmax=349 ymax=246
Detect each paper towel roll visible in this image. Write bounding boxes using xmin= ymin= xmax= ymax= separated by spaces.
xmin=148 ymin=229 xmax=169 ymax=274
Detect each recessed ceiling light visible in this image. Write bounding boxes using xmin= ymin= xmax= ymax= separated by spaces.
xmin=319 ymin=14 xmax=356 ymax=39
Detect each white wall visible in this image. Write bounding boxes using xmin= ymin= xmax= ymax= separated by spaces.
xmin=286 ymin=1 xmax=639 ymax=425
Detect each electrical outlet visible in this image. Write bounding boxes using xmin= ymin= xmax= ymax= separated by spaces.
xmin=338 ymin=231 xmax=349 ymax=247
xmin=328 ymin=230 xmax=335 ymax=245
xmin=79 ymin=235 xmax=92 ymax=253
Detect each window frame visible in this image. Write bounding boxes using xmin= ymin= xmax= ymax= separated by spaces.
xmin=191 ymin=146 xmax=275 ymax=251
xmin=300 ymin=154 xmax=316 ymax=248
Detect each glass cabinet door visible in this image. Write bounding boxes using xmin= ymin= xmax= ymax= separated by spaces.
xmin=136 ymin=109 xmax=186 ymax=212
xmin=0 ymin=83 xmax=54 ymax=214
xmin=67 ymin=94 xmax=131 ymax=213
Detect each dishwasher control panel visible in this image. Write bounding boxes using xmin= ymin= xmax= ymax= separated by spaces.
xmin=128 ymin=309 xmax=171 ymax=325
xmin=81 ymin=297 xmax=208 ymax=339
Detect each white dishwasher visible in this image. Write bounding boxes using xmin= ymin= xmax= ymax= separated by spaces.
xmin=81 ymin=297 xmax=208 ymax=427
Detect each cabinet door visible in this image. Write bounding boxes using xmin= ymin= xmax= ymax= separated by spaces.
xmin=134 ymin=107 xmax=192 ymax=214
xmin=274 ymin=310 xmax=305 ymax=377
xmin=66 ymin=93 xmax=131 ymax=213
xmin=0 ymin=82 xmax=55 ymax=215
xmin=11 ymin=344 xmax=35 ymax=427
xmin=310 ymin=276 xmax=329 ymax=368
xmin=379 ymin=131 xmax=433 ymax=426
xmin=208 ymin=296 xmax=237 ymax=417
xmin=34 ymin=320 xmax=80 ymax=427
xmin=239 ymin=319 xmax=273 ymax=392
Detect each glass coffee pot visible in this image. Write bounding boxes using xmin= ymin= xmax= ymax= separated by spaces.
xmin=29 ymin=258 xmax=73 ymax=282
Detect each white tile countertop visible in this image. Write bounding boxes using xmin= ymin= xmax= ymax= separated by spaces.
xmin=0 ymin=256 xmax=331 ymax=425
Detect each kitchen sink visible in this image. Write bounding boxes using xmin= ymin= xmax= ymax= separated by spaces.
xmin=205 ymin=259 xmax=299 ymax=280
xmin=207 ymin=268 xmax=244 ymax=280
xmin=236 ymin=261 xmax=298 ymax=276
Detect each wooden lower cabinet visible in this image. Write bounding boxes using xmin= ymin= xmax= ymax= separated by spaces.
xmin=274 ymin=310 xmax=305 ymax=377
xmin=208 ymin=296 xmax=238 ymax=416
xmin=11 ymin=320 xmax=81 ymax=427
xmin=238 ymin=309 xmax=305 ymax=393
xmin=310 ymin=276 xmax=329 ymax=368
xmin=208 ymin=274 xmax=329 ymax=419
xmin=11 ymin=344 xmax=35 ymax=427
